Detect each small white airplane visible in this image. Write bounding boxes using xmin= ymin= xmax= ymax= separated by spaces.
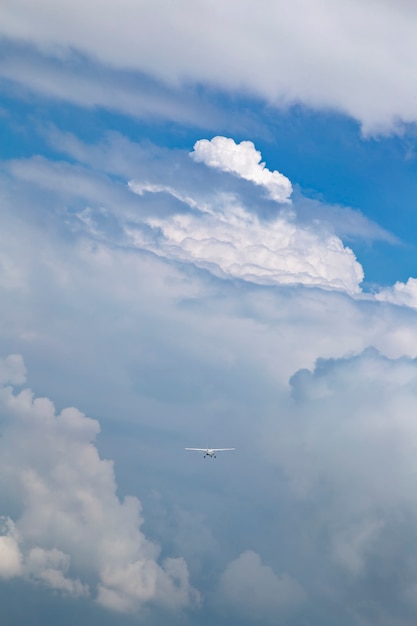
xmin=185 ymin=447 xmax=235 ymax=459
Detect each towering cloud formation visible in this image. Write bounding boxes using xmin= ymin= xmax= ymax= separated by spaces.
xmin=191 ymin=137 xmax=293 ymax=203
xmin=129 ymin=136 xmax=363 ymax=294
xmin=0 ymin=355 xmax=197 ymax=613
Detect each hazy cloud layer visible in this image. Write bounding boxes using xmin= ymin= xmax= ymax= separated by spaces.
xmin=3 ymin=0 xmax=417 ymax=131
xmin=0 ymin=355 xmax=197 ymax=613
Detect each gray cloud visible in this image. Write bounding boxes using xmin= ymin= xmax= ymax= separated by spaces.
xmin=218 ymin=550 xmax=305 ymax=621
xmin=261 ymin=349 xmax=417 ymax=619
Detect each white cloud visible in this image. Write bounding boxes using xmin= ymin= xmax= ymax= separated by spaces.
xmin=3 ymin=1 xmax=417 ymax=131
xmin=129 ymin=184 xmax=363 ymax=295
xmin=191 ymin=137 xmax=292 ymax=203
xmin=127 ymin=136 xmax=364 ymax=295
xmin=219 ymin=550 xmax=305 ymax=619
xmin=0 ymin=519 xmax=22 ymax=579
xmin=2 ymin=136 xmax=417 ymax=391
xmin=4 ymin=137 xmax=365 ymax=296
xmin=375 ymin=278 xmax=417 ymax=309
xmin=0 ymin=355 xmax=198 ymax=612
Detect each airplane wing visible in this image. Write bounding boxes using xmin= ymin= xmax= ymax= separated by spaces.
xmin=212 ymin=448 xmax=235 ymax=451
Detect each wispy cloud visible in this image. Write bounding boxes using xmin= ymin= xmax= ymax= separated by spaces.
xmin=3 ymin=1 xmax=417 ymax=132
xmin=0 ymin=41 xmax=223 ymax=129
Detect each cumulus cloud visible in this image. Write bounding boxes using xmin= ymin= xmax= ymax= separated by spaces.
xmin=264 ymin=349 xmax=417 ymax=592
xmin=0 ymin=519 xmax=22 ymax=579
xmin=5 ymin=133 xmax=365 ymax=296
xmin=3 ymin=1 xmax=417 ymax=131
xmin=191 ymin=137 xmax=292 ymax=203
xmin=0 ymin=355 xmax=198 ymax=613
xmin=4 ymin=133 xmax=417 ymax=382
xmin=375 ymin=277 xmax=417 ymax=309
xmin=127 ymin=136 xmax=363 ymax=294
xmin=25 ymin=547 xmax=88 ymax=596
xmin=219 ymin=550 xmax=305 ymax=620
xmin=129 ymin=183 xmax=364 ymax=295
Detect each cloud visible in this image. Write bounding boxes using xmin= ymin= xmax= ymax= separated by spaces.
xmin=375 ymin=278 xmax=417 ymax=309
xmin=263 ymin=349 xmax=417 ymax=596
xmin=0 ymin=519 xmax=22 ymax=579
xmin=0 ymin=355 xmax=198 ymax=613
xmin=293 ymin=193 xmax=397 ymax=245
xmin=191 ymin=137 xmax=292 ymax=203
xmin=219 ymin=550 xmax=305 ymax=620
xmin=128 ymin=194 xmax=364 ymax=294
xmin=43 ymin=128 xmax=396 ymax=248
xmin=3 ymin=134 xmax=366 ymax=295
xmin=128 ymin=136 xmax=364 ymax=294
xmin=25 ymin=547 xmax=88 ymax=596
xmin=0 ymin=41 xmax=223 ymax=129
xmin=2 ymin=133 xmax=417 ymax=386
xmin=4 ymin=128 xmax=417 ymax=623
xmin=3 ymin=1 xmax=417 ymax=131
xmin=276 ymin=349 xmax=417 ymax=502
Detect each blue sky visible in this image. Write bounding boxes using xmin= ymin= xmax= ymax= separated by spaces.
xmin=3 ymin=2 xmax=417 ymax=625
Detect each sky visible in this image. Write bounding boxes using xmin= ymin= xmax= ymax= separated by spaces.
xmin=3 ymin=1 xmax=417 ymax=624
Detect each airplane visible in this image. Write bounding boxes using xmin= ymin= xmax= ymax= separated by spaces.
xmin=185 ymin=447 xmax=235 ymax=459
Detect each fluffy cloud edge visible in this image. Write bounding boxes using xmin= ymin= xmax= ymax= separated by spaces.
xmin=0 ymin=354 xmax=199 ymax=613
xmin=218 ymin=550 xmax=305 ymax=619
xmin=191 ymin=136 xmax=293 ymax=203
xmin=127 ymin=136 xmax=364 ymax=295
xmin=375 ymin=277 xmax=417 ymax=309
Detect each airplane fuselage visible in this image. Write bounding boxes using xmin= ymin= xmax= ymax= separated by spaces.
xmin=185 ymin=447 xmax=235 ymax=458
